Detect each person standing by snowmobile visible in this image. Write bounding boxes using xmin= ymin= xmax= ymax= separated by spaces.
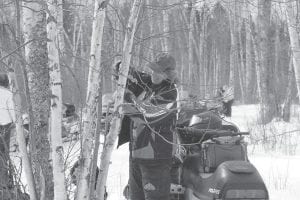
xmin=117 ymin=53 xmax=178 ymax=200
xmin=217 ymin=85 xmax=234 ymax=117
xmin=0 ymin=73 xmax=15 ymax=190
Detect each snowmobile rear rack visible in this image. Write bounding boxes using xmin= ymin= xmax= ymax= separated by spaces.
xmin=176 ymin=127 xmax=249 ymax=141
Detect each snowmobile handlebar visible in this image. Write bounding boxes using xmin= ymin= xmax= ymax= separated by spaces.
xmin=176 ymin=127 xmax=249 ymax=140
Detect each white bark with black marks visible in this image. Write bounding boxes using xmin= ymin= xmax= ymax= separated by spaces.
xmin=76 ymin=1 xmax=109 ymax=200
xmin=95 ymin=0 xmax=143 ymax=199
xmin=46 ymin=0 xmax=67 ymax=199
xmin=9 ymin=70 xmax=38 ymax=200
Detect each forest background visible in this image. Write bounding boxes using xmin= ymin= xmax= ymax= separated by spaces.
xmin=0 ymin=0 xmax=300 ymax=200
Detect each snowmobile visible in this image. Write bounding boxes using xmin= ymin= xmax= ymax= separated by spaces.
xmin=169 ymin=104 xmax=269 ymax=200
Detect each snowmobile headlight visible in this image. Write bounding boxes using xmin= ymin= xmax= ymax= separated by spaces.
xmin=225 ymin=189 xmax=267 ymax=199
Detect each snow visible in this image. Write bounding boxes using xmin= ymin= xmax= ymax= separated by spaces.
xmin=11 ymin=104 xmax=300 ymax=200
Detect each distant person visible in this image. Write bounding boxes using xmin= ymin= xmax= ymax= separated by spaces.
xmin=217 ymin=85 xmax=234 ymax=117
xmin=62 ymin=103 xmax=80 ymax=137
xmin=0 ymin=73 xmax=15 ymax=190
xmin=63 ymin=103 xmax=77 ymax=118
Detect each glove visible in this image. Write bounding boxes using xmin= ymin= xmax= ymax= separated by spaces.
xmin=113 ymin=61 xmax=121 ymax=80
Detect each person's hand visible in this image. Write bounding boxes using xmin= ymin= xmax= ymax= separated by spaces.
xmin=113 ymin=61 xmax=121 ymax=80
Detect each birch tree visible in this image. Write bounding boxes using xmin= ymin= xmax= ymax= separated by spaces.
xmin=244 ymin=0 xmax=255 ymax=103
xmin=46 ymin=0 xmax=67 ymax=199
xmin=95 ymin=0 xmax=143 ymax=199
xmin=0 ymin=10 xmax=36 ymax=200
xmin=9 ymin=70 xmax=38 ymax=200
xmin=255 ymin=0 xmax=274 ymax=123
xmin=76 ymin=1 xmax=109 ymax=200
xmin=285 ymin=0 xmax=300 ymax=103
xmin=22 ymin=1 xmax=54 ymax=198
xmin=0 ymin=3 xmax=39 ymax=199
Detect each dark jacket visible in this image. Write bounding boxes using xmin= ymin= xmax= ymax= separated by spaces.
xmin=117 ymin=69 xmax=177 ymax=161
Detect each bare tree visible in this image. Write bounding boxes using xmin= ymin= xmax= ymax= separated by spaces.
xmin=255 ymin=0 xmax=274 ymax=123
xmin=46 ymin=0 xmax=67 ymax=199
xmin=95 ymin=0 xmax=143 ymax=199
xmin=22 ymin=1 xmax=54 ymax=199
xmin=9 ymin=70 xmax=38 ymax=200
xmin=76 ymin=1 xmax=109 ymax=200
xmin=286 ymin=0 xmax=300 ymax=104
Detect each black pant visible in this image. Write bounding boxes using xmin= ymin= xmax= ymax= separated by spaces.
xmin=129 ymin=159 xmax=171 ymax=200
xmin=0 ymin=123 xmax=12 ymax=189
xmin=0 ymin=123 xmax=11 ymax=158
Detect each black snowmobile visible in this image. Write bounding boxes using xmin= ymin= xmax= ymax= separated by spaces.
xmin=169 ymin=104 xmax=269 ymax=200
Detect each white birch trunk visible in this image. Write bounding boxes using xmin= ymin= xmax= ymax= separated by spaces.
xmin=89 ymin=75 xmax=103 ymax=200
xmin=46 ymin=1 xmax=67 ymax=200
xmin=1 ymin=4 xmax=39 ymax=199
xmin=95 ymin=0 xmax=143 ymax=199
xmin=23 ymin=1 xmax=54 ymax=198
xmin=9 ymin=71 xmax=38 ymax=200
xmin=76 ymin=1 xmax=109 ymax=200
xmin=285 ymin=1 xmax=300 ymax=103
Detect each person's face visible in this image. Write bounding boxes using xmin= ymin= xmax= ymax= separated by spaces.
xmin=151 ymin=70 xmax=166 ymax=84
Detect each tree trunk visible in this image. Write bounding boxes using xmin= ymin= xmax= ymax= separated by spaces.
xmin=89 ymin=76 xmax=103 ymax=200
xmin=229 ymin=10 xmax=236 ymax=87
xmin=9 ymin=70 xmax=38 ymax=200
xmin=286 ymin=0 xmax=300 ymax=104
xmin=282 ymin=55 xmax=294 ymax=122
xmin=237 ymin=28 xmax=245 ymax=103
xmin=161 ymin=0 xmax=170 ymax=52
xmin=256 ymin=0 xmax=274 ymax=124
xmin=0 ymin=9 xmax=36 ymax=200
xmin=95 ymin=0 xmax=143 ymax=199
xmin=250 ymin=17 xmax=262 ymax=105
xmin=146 ymin=0 xmax=154 ymax=60
xmin=9 ymin=1 xmax=39 ymax=199
xmin=201 ymin=9 xmax=208 ymax=98
xmin=76 ymin=1 xmax=109 ymax=200
xmin=188 ymin=6 xmax=195 ymax=93
xmin=245 ymin=4 xmax=254 ymax=103
xmin=22 ymin=1 xmax=54 ymax=199
xmin=46 ymin=0 xmax=67 ymax=199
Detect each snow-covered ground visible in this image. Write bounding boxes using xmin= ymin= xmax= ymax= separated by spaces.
xmin=230 ymin=105 xmax=300 ymax=200
xmin=11 ymin=104 xmax=300 ymax=199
